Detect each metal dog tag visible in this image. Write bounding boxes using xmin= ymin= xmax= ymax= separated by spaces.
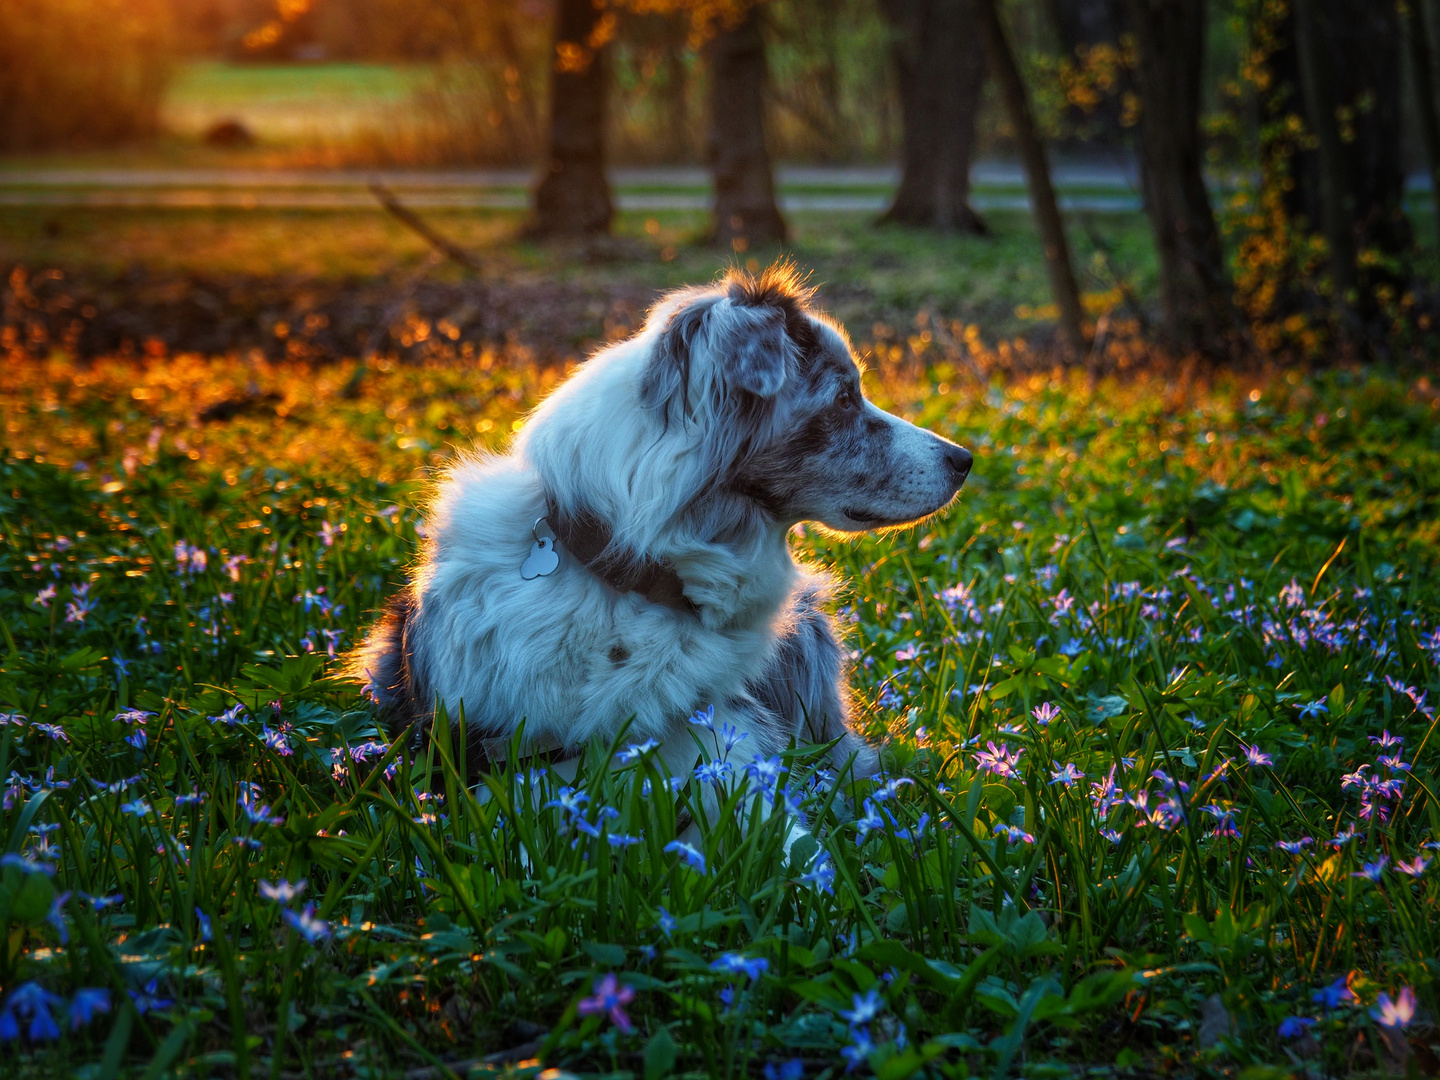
xmin=521 ymin=517 xmax=561 ymax=580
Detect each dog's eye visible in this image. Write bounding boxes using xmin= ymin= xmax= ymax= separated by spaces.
xmin=835 ymin=388 xmax=857 ymax=411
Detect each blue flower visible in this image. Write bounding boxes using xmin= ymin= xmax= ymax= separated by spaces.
xmin=194 ymin=906 xmax=213 ymax=942
xmin=124 ymin=728 xmax=147 ymax=750
xmin=67 ymin=989 xmax=111 ymax=1030
xmin=46 ymin=891 xmax=69 ymax=944
xmin=1297 ymin=700 xmax=1329 ymax=719
xmin=129 ymin=980 xmax=171 ymax=1015
xmin=839 ymin=988 xmax=884 ymax=1026
xmin=1312 ymin=977 xmax=1355 ymax=1010
xmin=744 ymin=755 xmax=784 ymax=790
xmin=616 ymin=739 xmax=660 ymax=763
xmin=0 ymin=982 xmax=65 ymax=1041
xmin=798 ymin=852 xmax=835 ymax=895
xmin=1278 ymin=1016 xmax=1316 ymax=1039
xmin=694 ymin=761 xmax=734 ymax=786
xmin=687 ymin=704 xmax=716 ymax=731
xmin=718 ymin=722 xmax=750 ymax=757
xmin=764 ymin=1059 xmax=805 ymax=1080
xmin=282 ymin=903 xmax=332 ymax=943
xmin=1049 ymin=762 xmax=1085 ymax=787
xmin=1352 ymin=857 xmax=1387 ymax=881
xmin=711 ymin=952 xmax=769 ymax=981
xmin=656 ymin=907 xmax=677 ymax=937
xmin=259 ymin=879 xmax=306 ymax=903
xmin=840 ymin=1025 xmax=875 ymax=1072
xmin=855 ymin=799 xmax=885 ymax=845
xmin=607 ymin=832 xmax=641 ymax=847
xmin=543 ymin=787 xmax=589 ymax=816
xmin=663 ymin=839 xmax=707 ymax=874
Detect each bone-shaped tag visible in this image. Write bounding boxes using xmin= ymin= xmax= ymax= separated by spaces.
xmin=521 ymin=517 xmax=561 ymax=580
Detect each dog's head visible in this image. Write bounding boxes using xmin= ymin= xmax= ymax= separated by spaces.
xmin=640 ymin=263 xmax=972 ymax=534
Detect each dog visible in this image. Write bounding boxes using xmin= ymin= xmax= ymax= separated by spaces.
xmin=350 ymin=263 xmax=971 ymax=806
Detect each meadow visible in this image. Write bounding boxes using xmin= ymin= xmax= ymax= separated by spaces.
xmin=2 ymin=316 xmax=1439 ymax=1077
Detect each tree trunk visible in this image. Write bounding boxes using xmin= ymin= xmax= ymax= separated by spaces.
xmin=530 ymin=0 xmax=613 ymax=238
xmin=973 ymin=0 xmax=1087 ymax=353
xmin=877 ymin=0 xmax=988 ymax=232
xmin=1124 ymin=0 xmax=1236 ymax=354
xmin=1403 ymin=0 xmax=1440 ymax=252
xmin=1274 ymin=1 xmax=1409 ymax=318
xmin=707 ymin=5 xmax=787 ymax=249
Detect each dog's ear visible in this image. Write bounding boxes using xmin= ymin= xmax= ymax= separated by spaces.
xmin=642 ymin=293 xmax=713 ymax=415
xmin=709 ymin=301 xmax=794 ymax=398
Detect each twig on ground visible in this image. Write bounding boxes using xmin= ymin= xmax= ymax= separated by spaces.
xmin=370 ymin=182 xmax=483 ymax=274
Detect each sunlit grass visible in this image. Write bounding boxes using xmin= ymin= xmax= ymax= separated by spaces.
xmin=1 ymin=347 xmax=1438 ymax=1077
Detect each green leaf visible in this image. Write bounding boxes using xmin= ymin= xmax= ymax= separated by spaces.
xmin=582 ymin=941 xmax=627 ymax=967
xmin=643 ymin=1027 xmax=676 ymax=1080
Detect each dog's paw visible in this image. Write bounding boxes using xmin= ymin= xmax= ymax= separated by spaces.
xmin=834 ymin=735 xmax=880 ymax=781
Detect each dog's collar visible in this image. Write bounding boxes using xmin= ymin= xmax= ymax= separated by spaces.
xmin=536 ymin=495 xmax=699 ymax=618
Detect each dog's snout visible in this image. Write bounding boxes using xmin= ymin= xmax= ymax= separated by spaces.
xmin=945 ymin=445 xmax=973 ymax=487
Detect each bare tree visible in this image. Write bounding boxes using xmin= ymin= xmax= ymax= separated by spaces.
xmin=1124 ymin=0 xmax=1236 ymax=354
xmin=707 ymin=3 xmax=787 ymax=248
xmin=973 ymin=0 xmax=1087 ymax=353
xmin=877 ymin=0 xmax=988 ymax=232
xmin=530 ymin=0 xmax=613 ymax=237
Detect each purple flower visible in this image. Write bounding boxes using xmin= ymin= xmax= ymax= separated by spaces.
xmin=34 ymin=584 xmax=56 ymax=608
xmin=1031 ymin=702 xmax=1061 ymax=727
xmin=663 ymin=839 xmax=707 ymax=874
xmin=1371 ymin=986 xmax=1417 ymax=1029
xmin=1277 ymin=837 xmax=1313 ymax=855
xmin=712 ymin=952 xmax=769 ymax=981
xmin=1395 ymin=855 xmax=1430 ymax=876
xmin=282 ymin=903 xmax=331 ymax=943
xmin=1369 ymin=730 xmax=1404 ymax=749
xmin=261 ymin=725 xmax=292 ymax=756
xmin=33 ymin=723 xmax=69 ymax=743
xmin=974 ymin=740 xmax=1023 ymax=780
xmin=577 ymin=973 xmax=634 ymax=1033
xmin=994 ymin=823 xmax=1037 ymax=845
xmin=1243 ymin=744 xmax=1273 ymax=768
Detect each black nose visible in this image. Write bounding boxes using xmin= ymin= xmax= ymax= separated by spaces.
xmin=946 ymin=446 xmax=973 ymax=487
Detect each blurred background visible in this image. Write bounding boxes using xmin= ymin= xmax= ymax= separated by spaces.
xmin=2 ymin=0 xmax=1438 ymax=368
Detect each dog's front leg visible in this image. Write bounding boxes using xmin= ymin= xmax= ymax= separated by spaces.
xmin=750 ymin=582 xmax=880 ymax=779
xmin=656 ymin=699 xmax=814 ymax=862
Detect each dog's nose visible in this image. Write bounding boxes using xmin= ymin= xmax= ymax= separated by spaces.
xmin=945 ymin=445 xmax=973 ymax=487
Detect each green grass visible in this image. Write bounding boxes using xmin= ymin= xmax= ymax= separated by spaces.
xmin=0 ymin=205 xmax=1159 ymax=341
xmin=162 ymin=62 xmax=433 ymax=146
xmin=1 ymin=346 xmax=1439 ymax=1077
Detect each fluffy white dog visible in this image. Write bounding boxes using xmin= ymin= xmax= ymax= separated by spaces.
xmin=351 ymin=264 xmax=971 ymax=793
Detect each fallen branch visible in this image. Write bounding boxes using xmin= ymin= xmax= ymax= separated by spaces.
xmin=370 ymin=182 xmax=483 ymax=273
